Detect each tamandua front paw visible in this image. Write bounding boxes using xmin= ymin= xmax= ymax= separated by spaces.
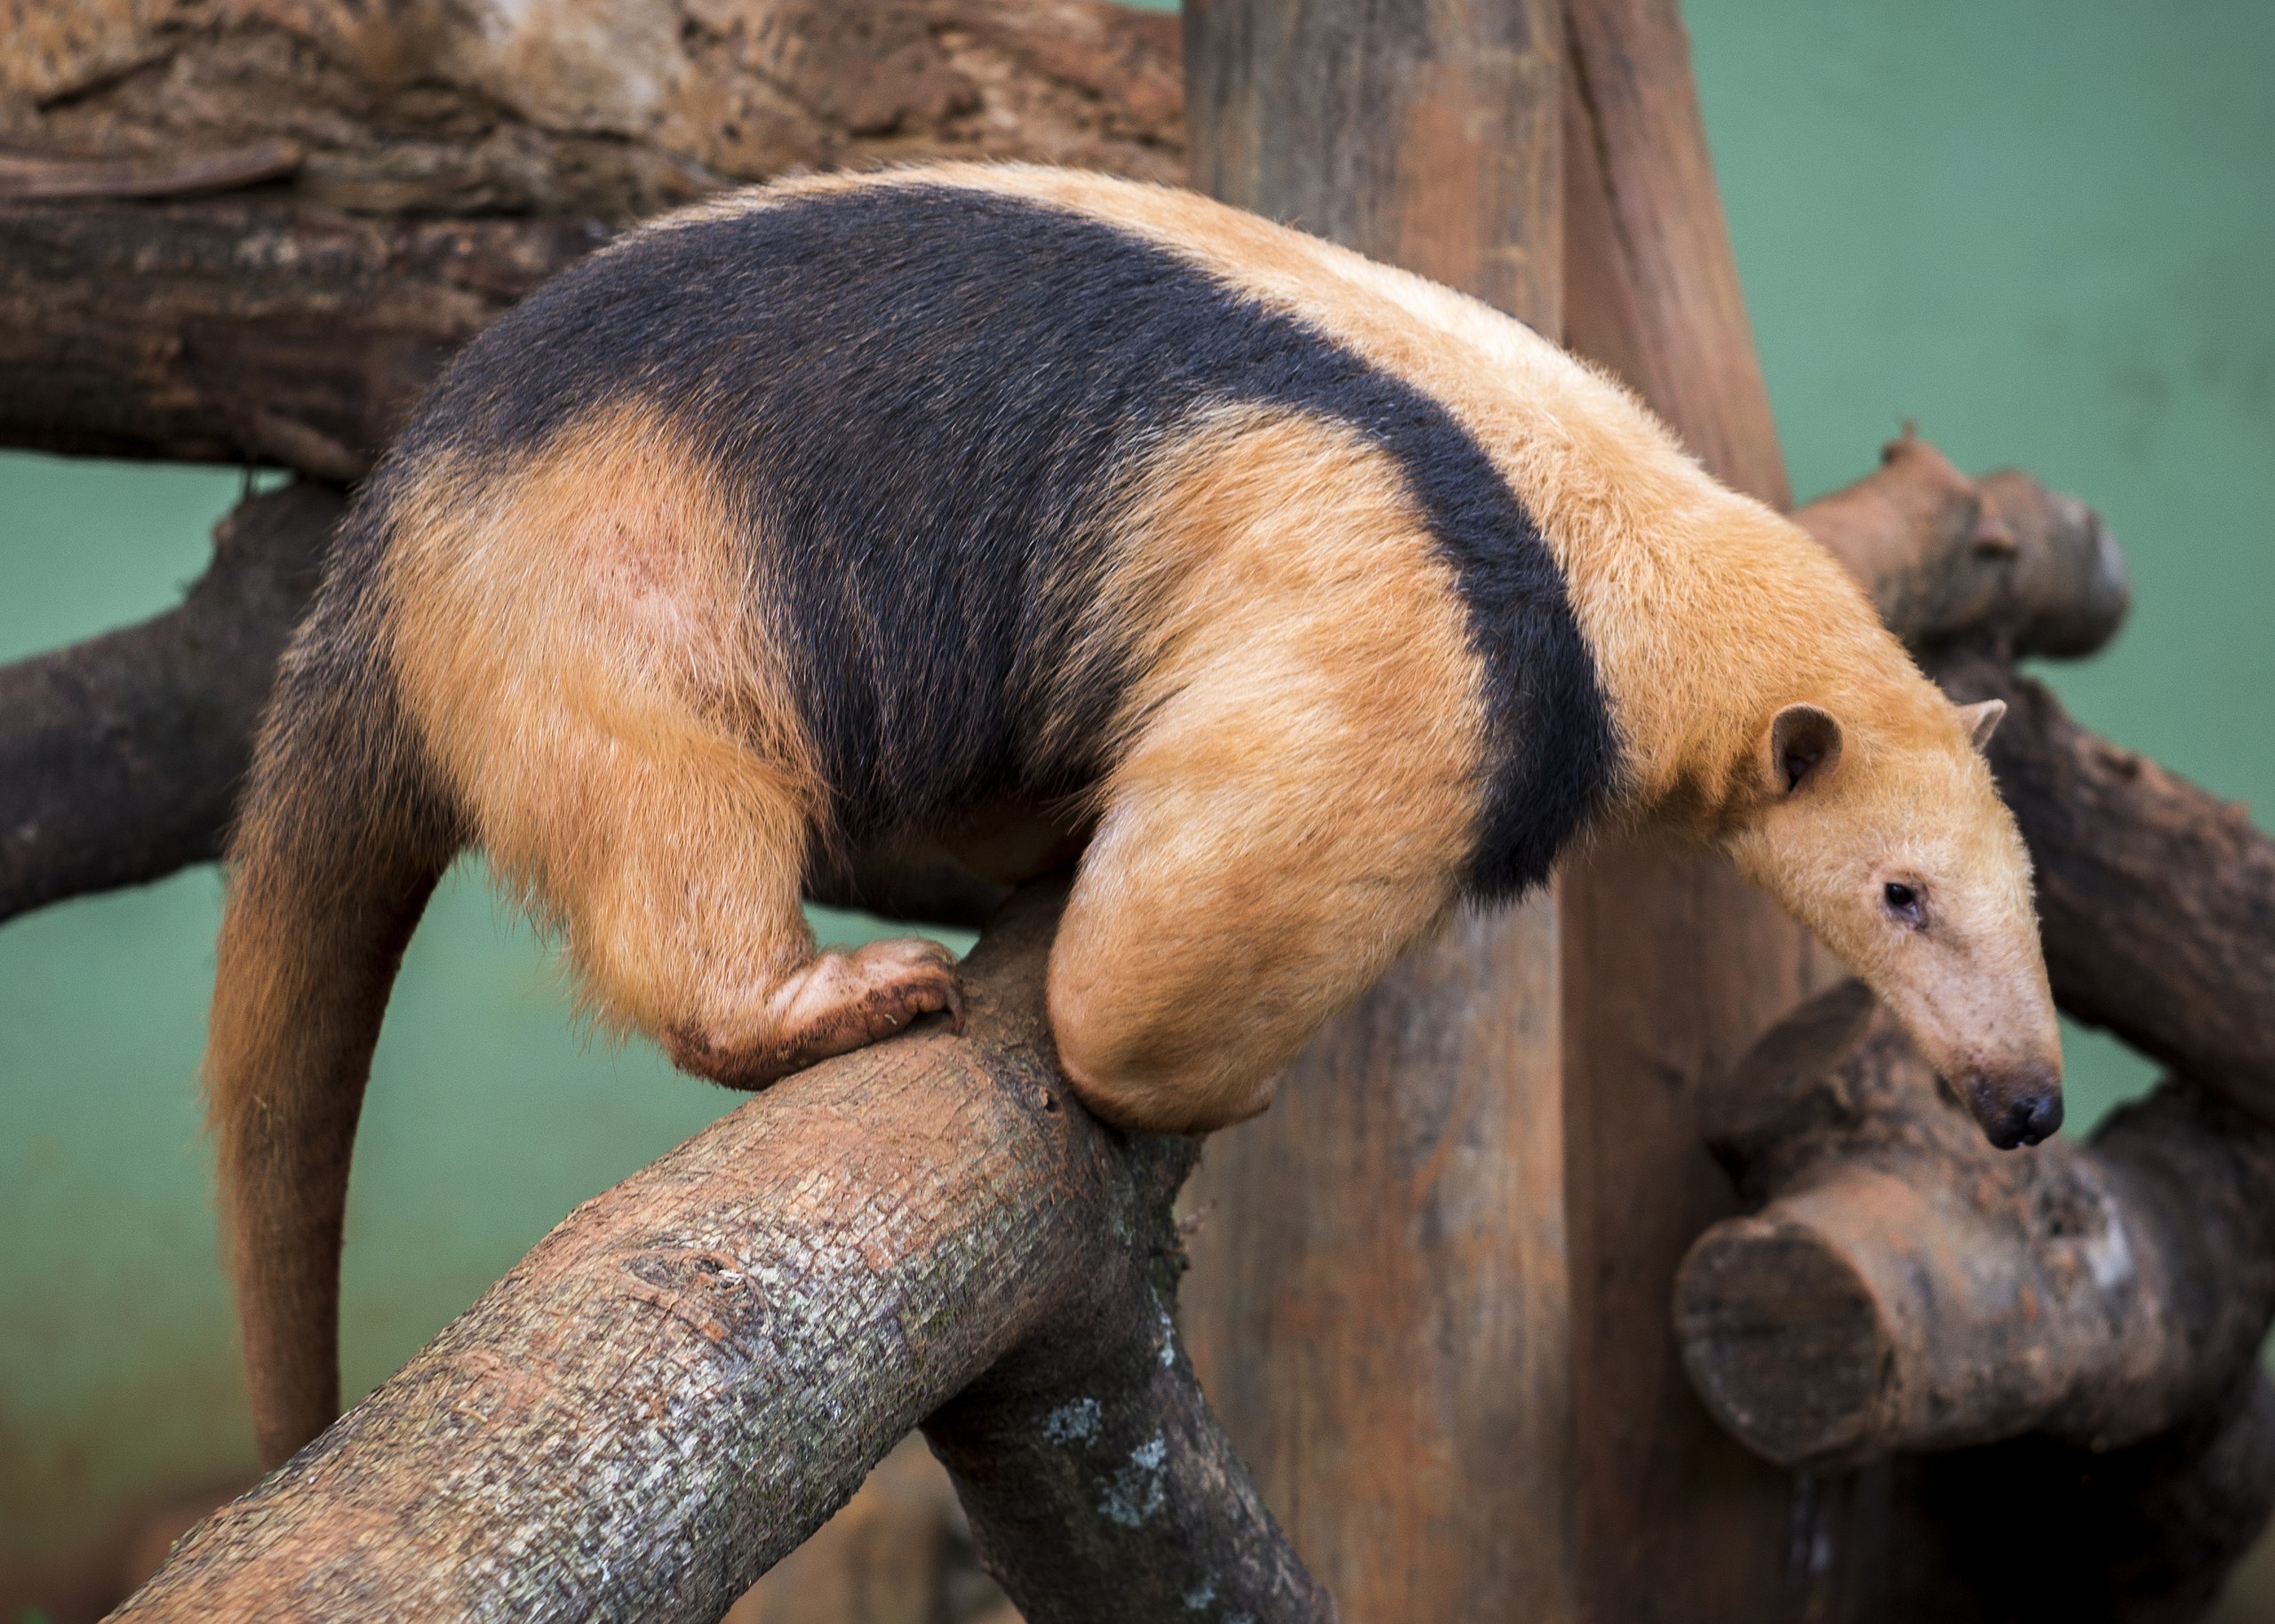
xmin=666 ymin=936 xmax=965 ymax=1089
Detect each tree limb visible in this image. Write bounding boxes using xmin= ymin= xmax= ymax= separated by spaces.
xmin=0 ymin=480 xmax=341 ymax=924
xmin=0 ymin=201 xmax=608 ymax=477
xmin=107 ymin=885 xmax=1331 ymax=1624
xmin=1796 ymin=433 xmax=2130 ymax=660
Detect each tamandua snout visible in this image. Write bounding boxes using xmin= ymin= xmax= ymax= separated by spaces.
xmin=203 ymin=163 xmax=2062 ymax=1466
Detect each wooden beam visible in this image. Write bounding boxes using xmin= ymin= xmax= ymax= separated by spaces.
xmin=1179 ymin=1 xmax=1577 ymax=1617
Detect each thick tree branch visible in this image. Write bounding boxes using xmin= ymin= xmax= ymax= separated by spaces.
xmin=0 ymin=202 xmax=604 ymax=476
xmin=1796 ymin=434 xmax=2130 ymax=660
xmin=0 ymin=481 xmax=341 ymax=924
xmin=108 ymin=886 xmax=1330 ymax=1624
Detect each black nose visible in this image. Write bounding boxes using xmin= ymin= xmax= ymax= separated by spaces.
xmin=1987 ymin=1090 xmax=2064 ymax=1150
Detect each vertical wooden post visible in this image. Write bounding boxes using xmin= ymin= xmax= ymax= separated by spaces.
xmin=1178 ymin=3 xmax=1577 ymax=1620
xmin=1559 ymin=4 xmax=1844 ymax=1619
xmin=1182 ymin=2 xmax=1860 ymax=1620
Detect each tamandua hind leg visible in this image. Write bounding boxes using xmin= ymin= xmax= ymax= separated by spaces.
xmin=533 ymin=724 xmax=962 ymax=1088
xmin=422 ymin=641 xmax=962 ymax=1087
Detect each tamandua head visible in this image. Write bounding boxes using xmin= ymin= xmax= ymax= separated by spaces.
xmin=1721 ymin=691 xmax=2063 ymax=1149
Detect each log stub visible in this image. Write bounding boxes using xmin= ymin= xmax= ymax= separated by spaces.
xmin=1676 ymin=986 xmax=2275 ymax=1471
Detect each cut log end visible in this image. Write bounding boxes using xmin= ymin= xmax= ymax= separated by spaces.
xmin=1674 ymin=1218 xmax=1893 ymax=1468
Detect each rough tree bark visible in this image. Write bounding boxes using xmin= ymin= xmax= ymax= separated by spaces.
xmin=0 ymin=481 xmax=340 ymax=922
xmin=108 ymin=885 xmax=1330 ymax=1624
xmin=0 ymin=0 xmax=1185 ymax=476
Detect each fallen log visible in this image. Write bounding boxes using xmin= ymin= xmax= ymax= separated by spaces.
xmin=107 ymin=885 xmax=1329 ymax=1624
xmin=0 ymin=481 xmax=340 ymax=923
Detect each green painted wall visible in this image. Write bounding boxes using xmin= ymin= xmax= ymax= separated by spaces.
xmin=0 ymin=468 xmax=950 ymax=1601
xmin=2 ymin=0 xmax=2269 ymax=1608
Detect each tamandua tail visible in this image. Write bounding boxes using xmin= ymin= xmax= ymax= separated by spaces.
xmin=202 ymin=520 xmax=460 ymax=1469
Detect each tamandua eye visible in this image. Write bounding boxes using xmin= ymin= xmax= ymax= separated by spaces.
xmin=1881 ymin=881 xmax=1927 ymax=927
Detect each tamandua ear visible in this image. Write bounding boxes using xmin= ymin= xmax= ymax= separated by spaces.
xmin=1766 ymin=704 xmax=1844 ymax=795
xmin=1956 ymin=697 xmax=2007 ymax=752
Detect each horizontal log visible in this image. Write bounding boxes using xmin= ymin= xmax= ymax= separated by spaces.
xmin=1675 ymin=983 xmax=2275 ymax=1469
xmin=107 ymin=886 xmax=1330 ymax=1624
xmin=0 ymin=202 xmax=604 ymax=476
xmin=0 ymin=0 xmax=1184 ymax=478
xmin=0 ymin=481 xmax=341 ymax=924
xmin=1794 ymin=432 xmax=2130 ymax=660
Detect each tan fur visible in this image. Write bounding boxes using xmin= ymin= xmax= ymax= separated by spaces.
xmin=384 ymin=402 xmax=960 ymax=1086
xmin=1047 ymin=404 xmax=1485 ymax=1129
xmin=215 ymin=163 xmax=2063 ymax=1462
xmin=450 ymin=163 xmax=2060 ymax=1121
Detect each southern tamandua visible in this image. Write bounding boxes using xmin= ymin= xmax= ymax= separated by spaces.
xmin=204 ymin=163 xmax=2064 ymax=1467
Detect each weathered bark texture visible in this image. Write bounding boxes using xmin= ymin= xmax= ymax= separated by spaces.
xmin=0 ymin=0 xmax=1183 ymax=477
xmin=1556 ymin=2 xmax=1822 ymax=1616
xmin=720 ymin=1437 xmax=1014 ymax=1624
xmin=0 ymin=480 xmax=340 ymax=924
xmin=1677 ymin=983 xmax=2275 ymax=1468
xmin=0 ymin=202 xmax=610 ymax=476
xmin=0 ymin=0 xmax=1183 ymax=211
xmin=1561 ymin=0 xmax=1787 ymax=509
xmin=107 ymin=887 xmax=1329 ymax=1624
xmin=1179 ymin=3 xmax=1580 ymax=1618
